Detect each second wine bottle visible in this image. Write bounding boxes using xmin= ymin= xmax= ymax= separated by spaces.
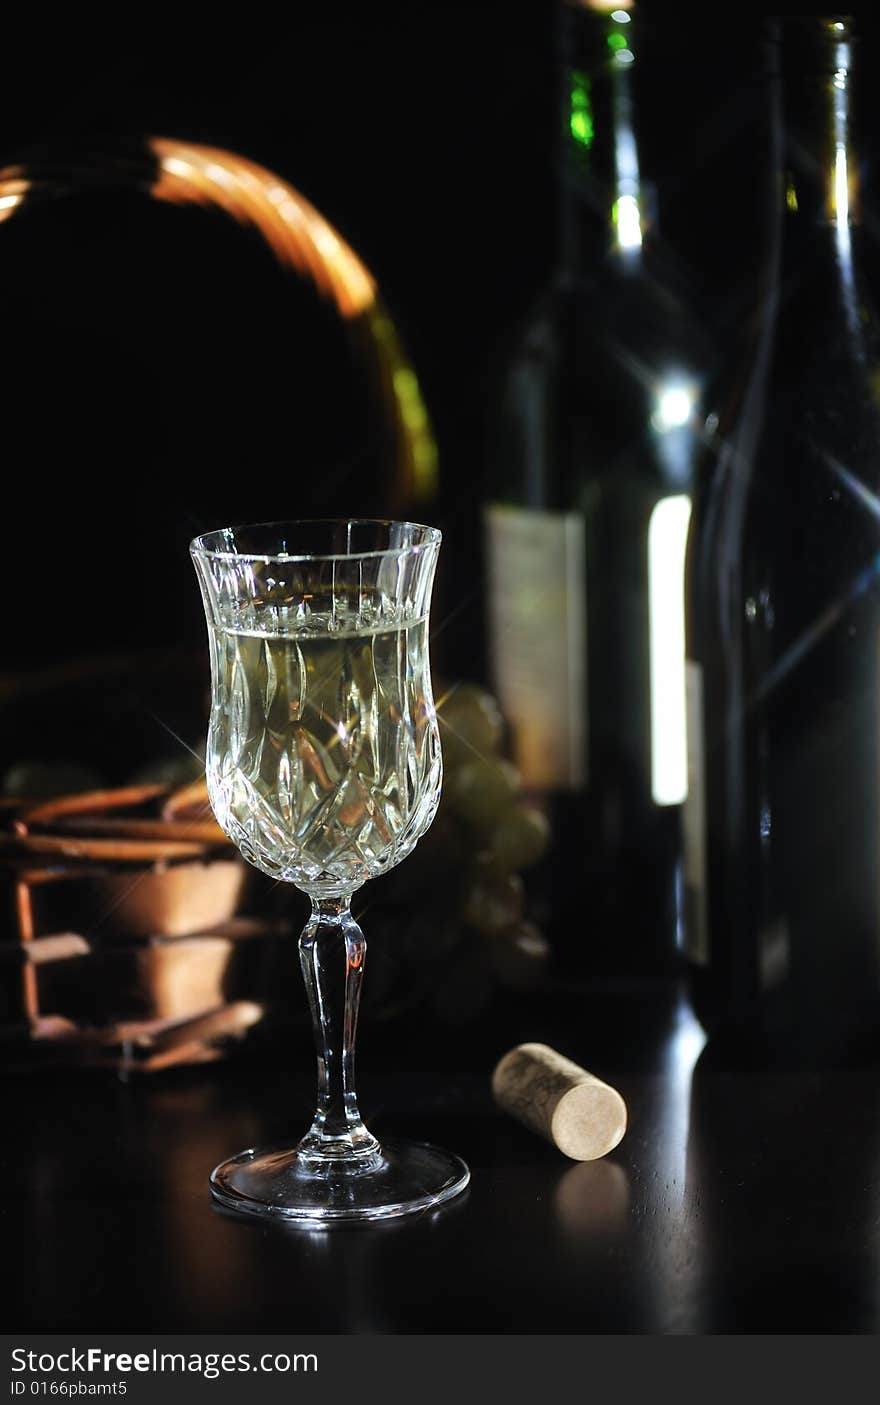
xmin=484 ymin=1 xmax=712 ymax=972
xmin=684 ymin=15 xmax=880 ymax=1062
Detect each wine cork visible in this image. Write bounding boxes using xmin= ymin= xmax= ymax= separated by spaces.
xmin=492 ymin=1043 xmax=627 ymax=1161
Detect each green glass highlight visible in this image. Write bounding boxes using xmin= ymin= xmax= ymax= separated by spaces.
xmin=569 ymin=71 xmax=594 ymax=151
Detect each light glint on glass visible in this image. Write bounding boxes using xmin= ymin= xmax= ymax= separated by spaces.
xmin=829 ymin=40 xmax=858 ymax=335
xmin=613 ymin=193 xmax=643 ymax=250
xmin=570 ymin=71 xmax=595 ymax=151
xmin=835 ymin=144 xmax=850 ymax=226
xmin=830 ymin=45 xmax=851 ymax=239
xmin=652 ymin=383 xmax=695 ymax=433
xmin=606 ymin=12 xmax=642 ymax=259
xmin=649 ymin=495 xmax=692 ymax=806
xmin=571 ymin=110 xmax=594 ymax=147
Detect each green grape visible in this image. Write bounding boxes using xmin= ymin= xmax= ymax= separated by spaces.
xmin=437 ymin=683 xmax=504 ymax=769
xmin=462 ymin=871 xmax=525 ymax=936
xmin=443 ymin=755 xmax=519 ymax=831
xmin=485 ymin=804 xmax=550 ymax=873
xmin=487 ymin=920 xmax=551 ymax=991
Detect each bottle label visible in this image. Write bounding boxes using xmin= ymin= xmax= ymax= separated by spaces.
xmin=484 ymin=504 xmax=586 ymax=789
xmin=683 ymin=659 xmax=709 ymax=964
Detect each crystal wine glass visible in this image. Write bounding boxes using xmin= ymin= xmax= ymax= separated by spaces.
xmin=191 ymin=519 xmax=469 ymax=1222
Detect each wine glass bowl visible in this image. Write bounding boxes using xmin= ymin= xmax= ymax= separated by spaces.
xmin=197 ymin=521 xmax=443 ymax=893
xmin=191 ymin=520 xmax=469 ymax=1222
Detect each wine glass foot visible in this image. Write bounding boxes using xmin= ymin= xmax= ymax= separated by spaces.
xmin=209 ymin=1139 xmax=470 ymax=1223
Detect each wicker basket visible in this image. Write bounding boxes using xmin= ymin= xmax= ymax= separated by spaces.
xmin=0 ymin=781 xmax=290 ymax=1072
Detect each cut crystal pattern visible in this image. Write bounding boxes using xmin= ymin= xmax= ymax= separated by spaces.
xmin=206 ymin=615 xmax=442 ymax=891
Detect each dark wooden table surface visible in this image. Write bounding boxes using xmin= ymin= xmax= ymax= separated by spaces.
xmin=4 ymin=980 xmax=880 ymax=1334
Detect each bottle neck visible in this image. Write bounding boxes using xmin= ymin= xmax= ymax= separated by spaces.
xmin=558 ymin=1 xmax=648 ymax=278
xmin=772 ymin=17 xmax=864 ymax=246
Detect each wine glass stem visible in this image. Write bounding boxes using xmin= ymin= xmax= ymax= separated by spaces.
xmin=297 ymin=894 xmax=379 ymax=1163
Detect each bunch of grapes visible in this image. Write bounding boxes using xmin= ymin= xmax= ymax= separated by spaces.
xmin=363 ymin=683 xmax=552 ymax=1023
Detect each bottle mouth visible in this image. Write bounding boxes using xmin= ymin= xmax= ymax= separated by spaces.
xmin=765 ymin=15 xmax=858 ymax=77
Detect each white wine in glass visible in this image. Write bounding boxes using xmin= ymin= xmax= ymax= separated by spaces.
xmin=207 ymin=614 xmax=438 ymax=889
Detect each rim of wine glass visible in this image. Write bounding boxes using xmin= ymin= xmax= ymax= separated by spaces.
xmin=189 ymin=518 xmax=442 ymax=566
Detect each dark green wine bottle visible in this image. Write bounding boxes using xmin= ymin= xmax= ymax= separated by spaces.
xmin=684 ymin=16 xmax=880 ymax=1063
xmin=484 ymin=1 xmax=713 ymax=973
